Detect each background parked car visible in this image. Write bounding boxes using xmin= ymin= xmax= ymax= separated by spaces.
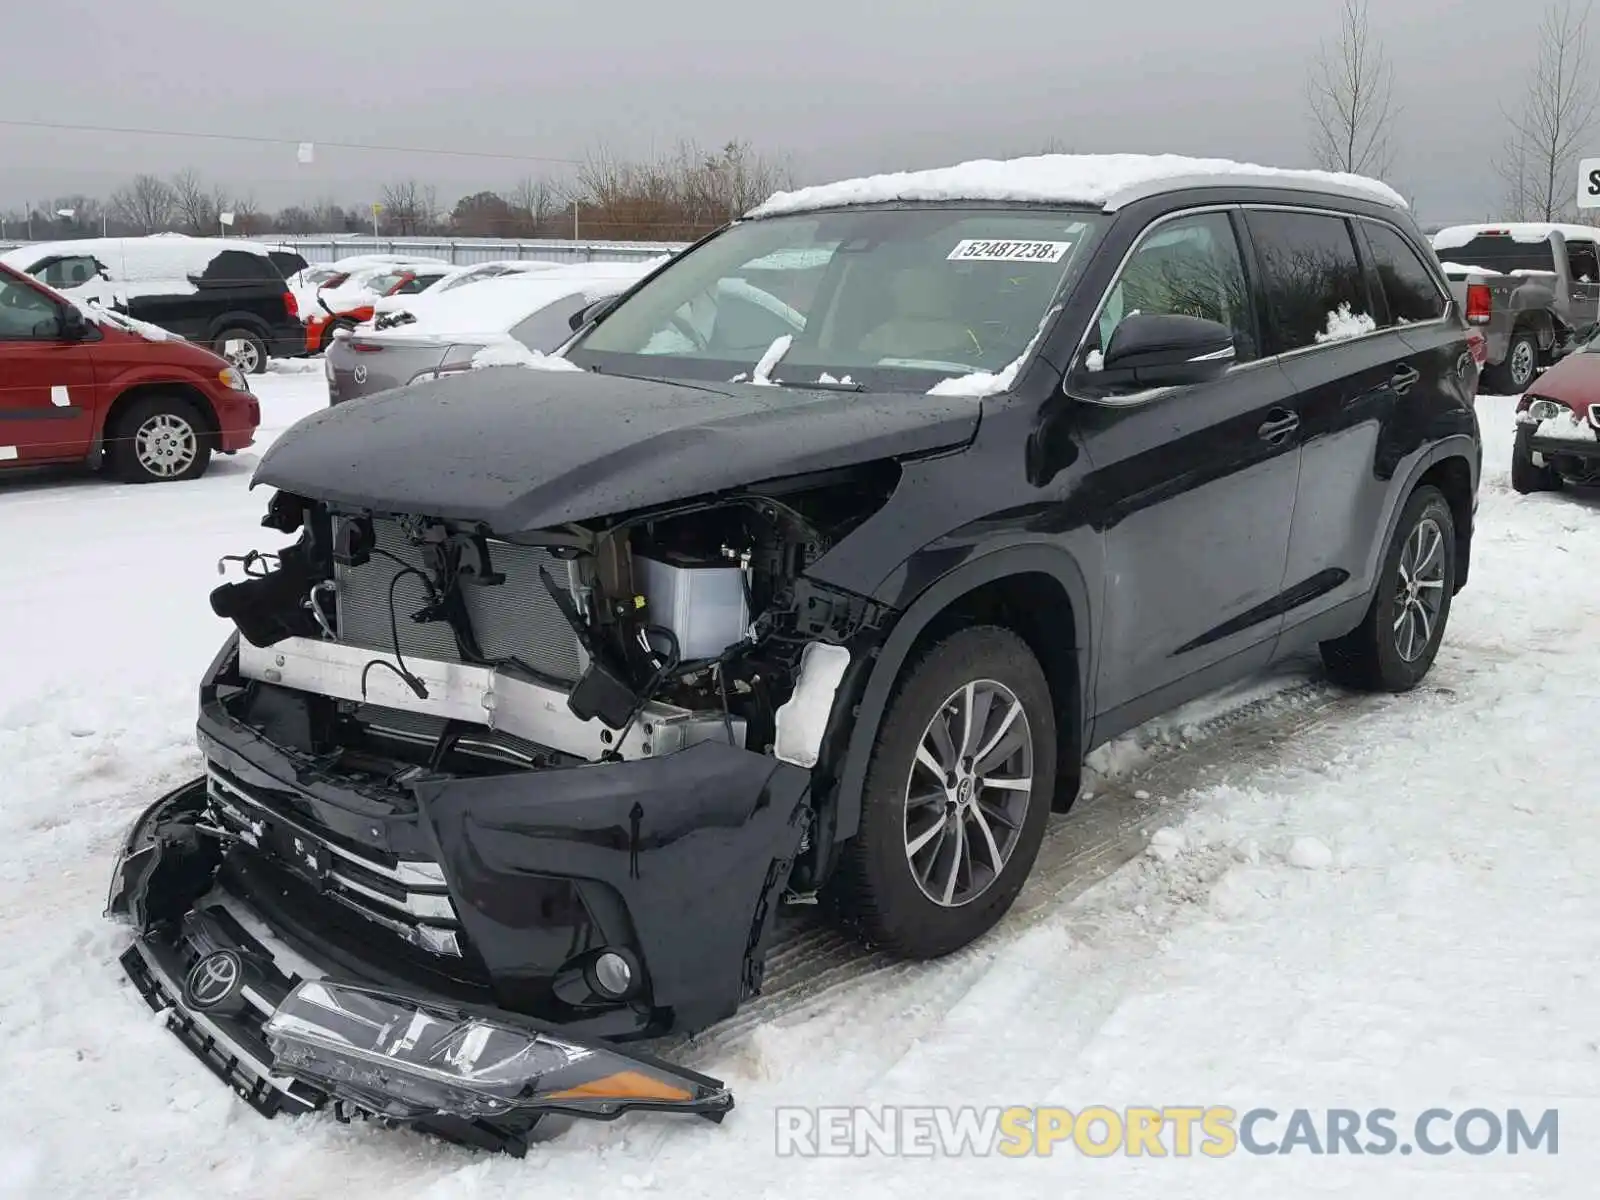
xmin=369 ymin=260 xmax=566 ymax=327
xmin=0 ymin=262 xmax=259 ymax=481
xmin=324 ymin=260 xmax=660 ymax=403
xmin=1432 ymin=223 xmax=1600 ymax=391
xmin=0 ymin=235 xmax=302 ymax=374
xmin=1509 ymin=327 xmax=1600 ymax=492
xmin=303 ymin=261 xmax=455 ymax=352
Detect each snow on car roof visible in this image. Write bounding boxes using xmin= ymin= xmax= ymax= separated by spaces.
xmin=1432 ymin=222 xmax=1600 ymax=250
xmin=0 ymin=235 xmax=273 ymax=281
xmin=746 ymin=152 xmax=1406 ymax=219
xmin=369 ymin=261 xmax=660 ymax=339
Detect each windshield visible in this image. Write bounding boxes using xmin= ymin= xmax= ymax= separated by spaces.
xmin=567 ymin=207 xmax=1106 ymax=392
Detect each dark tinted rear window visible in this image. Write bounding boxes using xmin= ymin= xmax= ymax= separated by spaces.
xmin=270 ymin=250 xmax=309 ymax=276
xmin=1245 ymin=210 xmax=1373 ymax=353
xmin=194 ymin=250 xmax=282 ymax=284
xmin=1437 ymin=235 xmax=1555 ymax=274
xmin=1363 ymin=223 xmax=1447 ymax=324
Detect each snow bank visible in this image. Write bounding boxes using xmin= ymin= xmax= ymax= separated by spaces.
xmin=749 ymin=153 xmax=1406 ymax=218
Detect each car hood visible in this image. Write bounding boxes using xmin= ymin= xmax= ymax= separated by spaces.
xmin=253 ymin=366 xmax=981 ymax=530
xmin=1528 ymin=349 xmax=1600 ymax=409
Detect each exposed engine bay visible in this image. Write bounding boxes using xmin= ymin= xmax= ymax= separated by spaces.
xmin=208 ymin=465 xmax=897 ymax=787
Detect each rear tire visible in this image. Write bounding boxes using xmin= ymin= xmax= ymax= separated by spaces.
xmin=213 ymin=327 xmax=268 ymax=375
xmin=1510 ymin=427 xmax=1564 ymax=494
xmin=1320 ymin=485 xmax=1455 ymax=692
xmin=1484 ymin=331 xmax=1538 ymax=394
xmin=321 ymin=318 xmax=355 ymax=353
xmin=106 ymin=394 xmax=212 ymax=483
xmin=829 ymin=626 xmax=1056 ymax=960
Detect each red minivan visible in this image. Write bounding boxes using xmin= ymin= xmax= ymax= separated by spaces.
xmin=0 ymin=263 xmax=260 ymax=482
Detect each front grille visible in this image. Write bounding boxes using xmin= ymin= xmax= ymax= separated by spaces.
xmin=206 ymin=765 xmax=465 ymax=958
xmin=333 ymin=517 xmax=584 ymax=683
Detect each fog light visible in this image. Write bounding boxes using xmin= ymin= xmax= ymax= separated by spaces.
xmin=592 ymin=951 xmax=633 ymax=998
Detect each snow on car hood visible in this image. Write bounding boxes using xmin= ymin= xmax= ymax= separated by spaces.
xmin=253 ymin=367 xmax=980 ymax=530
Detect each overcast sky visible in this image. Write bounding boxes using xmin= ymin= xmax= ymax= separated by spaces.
xmin=0 ymin=0 xmax=1568 ymax=225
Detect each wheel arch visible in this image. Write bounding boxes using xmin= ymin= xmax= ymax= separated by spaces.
xmin=203 ymin=312 xmax=273 ymax=343
xmin=1377 ymin=436 xmax=1478 ymax=595
xmin=826 ymin=543 xmax=1094 ymax=846
xmin=97 ymin=382 xmax=221 ymax=464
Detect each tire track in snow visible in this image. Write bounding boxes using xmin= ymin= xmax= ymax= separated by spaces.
xmin=661 ymin=672 xmax=1427 ymax=1070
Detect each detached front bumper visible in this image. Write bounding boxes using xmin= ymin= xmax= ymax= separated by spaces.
xmin=108 ymin=780 xmax=741 ymax=1154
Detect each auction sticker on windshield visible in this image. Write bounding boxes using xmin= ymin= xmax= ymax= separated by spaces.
xmin=947 ymin=239 xmax=1073 ymax=263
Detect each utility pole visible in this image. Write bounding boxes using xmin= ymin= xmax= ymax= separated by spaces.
xmin=572 ymin=198 xmax=579 ymax=241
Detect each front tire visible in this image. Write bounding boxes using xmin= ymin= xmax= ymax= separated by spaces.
xmin=1320 ymin=485 xmax=1456 ymax=692
xmin=831 ymin=626 xmax=1056 ymax=960
xmin=1510 ymin=427 xmax=1563 ymax=494
xmin=106 ymin=394 xmax=212 ymax=483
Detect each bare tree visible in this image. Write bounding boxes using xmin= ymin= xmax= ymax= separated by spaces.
xmin=109 ymin=174 xmax=177 ymax=233
xmin=379 ymin=180 xmax=438 ymax=235
xmin=510 ymin=175 xmax=563 ymax=235
xmin=1306 ymin=0 xmax=1399 ymax=177
xmin=1496 ymin=0 xmax=1600 ymax=221
xmin=171 ymin=169 xmax=231 ymax=234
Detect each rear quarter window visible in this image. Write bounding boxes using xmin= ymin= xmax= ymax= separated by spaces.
xmin=1362 ymin=222 xmax=1447 ymax=324
xmin=1245 ymin=209 xmax=1373 ymax=352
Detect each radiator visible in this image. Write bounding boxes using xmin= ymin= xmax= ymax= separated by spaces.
xmin=333 ymin=518 xmax=584 ymax=684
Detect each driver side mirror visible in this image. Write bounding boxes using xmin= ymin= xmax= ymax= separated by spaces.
xmin=570 ymin=295 xmax=619 ymax=331
xmin=1092 ymin=313 xmax=1235 ymax=390
xmin=58 ymin=304 xmax=89 ymax=342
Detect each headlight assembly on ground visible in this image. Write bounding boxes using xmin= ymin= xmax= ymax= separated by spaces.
xmin=264 ymin=980 xmax=731 ymax=1122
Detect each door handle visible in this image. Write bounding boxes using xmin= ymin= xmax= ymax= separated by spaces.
xmin=1257 ymin=410 xmax=1300 ymax=443
xmin=1391 ymin=365 xmax=1421 ymax=395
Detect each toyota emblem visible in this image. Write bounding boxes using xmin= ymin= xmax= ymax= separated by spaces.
xmin=352 ymin=364 xmax=368 ymax=384
xmin=183 ymin=949 xmax=243 ymax=1011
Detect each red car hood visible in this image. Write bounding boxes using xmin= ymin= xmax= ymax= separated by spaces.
xmin=1526 ymin=351 xmax=1600 ymax=413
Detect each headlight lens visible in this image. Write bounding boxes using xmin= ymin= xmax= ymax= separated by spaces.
xmin=1527 ymin=398 xmax=1570 ymax=422
xmin=264 ymin=980 xmax=724 ymax=1120
xmin=219 ymin=367 xmax=250 ymax=392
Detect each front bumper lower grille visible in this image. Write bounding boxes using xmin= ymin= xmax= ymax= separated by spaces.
xmin=206 ymin=765 xmax=465 ymax=957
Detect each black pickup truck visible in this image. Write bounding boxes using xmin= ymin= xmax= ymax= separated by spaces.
xmin=0 ymin=236 xmax=304 ymax=373
xmin=1432 ymin=223 xmax=1600 ymax=392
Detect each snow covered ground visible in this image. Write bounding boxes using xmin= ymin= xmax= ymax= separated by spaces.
xmin=0 ymin=374 xmax=1596 ymax=1198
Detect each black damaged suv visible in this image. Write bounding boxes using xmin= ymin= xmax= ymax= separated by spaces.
xmin=107 ymin=156 xmax=1481 ymax=1150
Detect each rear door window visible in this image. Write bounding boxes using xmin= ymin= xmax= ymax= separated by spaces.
xmin=1361 ymin=222 xmax=1447 ymax=325
xmin=1245 ymin=210 xmax=1374 ymax=352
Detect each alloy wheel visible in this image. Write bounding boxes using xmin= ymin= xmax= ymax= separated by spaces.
xmin=903 ymin=679 xmax=1034 ymax=908
xmin=223 ymin=336 xmax=261 ymax=373
xmin=134 ymin=413 xmax=198 ymax=478
xmin=1392 ymin=516 xmax=1446 ymax=662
